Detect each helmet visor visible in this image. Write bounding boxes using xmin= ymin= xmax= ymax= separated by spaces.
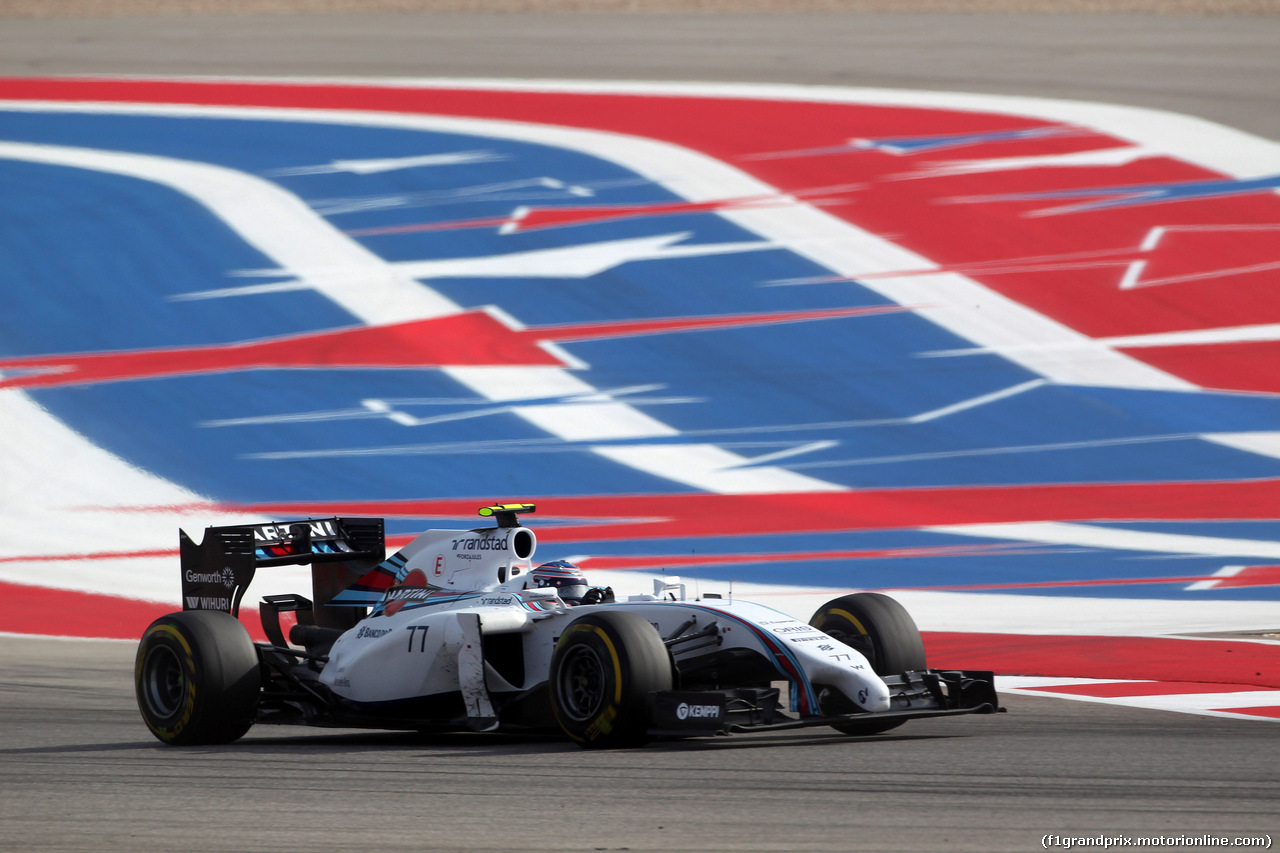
xmin=554 ymin=583 xmax=589 ymax=603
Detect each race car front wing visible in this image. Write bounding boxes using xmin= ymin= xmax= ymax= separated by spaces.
xmin=648 ymin=669 xmax=1002 ymax=737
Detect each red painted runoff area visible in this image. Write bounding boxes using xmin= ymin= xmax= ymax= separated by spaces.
xmin=924 ymin=631 xmax=1280 ymax=689
xmin=0 ymin=582 xmax=265 ymax=643
xmin=1020 ymin=681 xmax=1274 ymax=697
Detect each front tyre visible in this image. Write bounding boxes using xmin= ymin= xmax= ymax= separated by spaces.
xmin=549 ymin=611 xmax=673 ymax=749
xmin=810 ymin=592 xmax=927 ymax=736
xmin=135 ymin=610 xmax=261 ymax=746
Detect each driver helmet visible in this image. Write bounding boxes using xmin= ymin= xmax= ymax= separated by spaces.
xmin=530 ymin=560 xmax=590 ymax=604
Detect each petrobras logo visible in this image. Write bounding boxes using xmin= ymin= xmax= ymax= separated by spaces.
xmin=676 ymin=702 xmax=722 ymax=720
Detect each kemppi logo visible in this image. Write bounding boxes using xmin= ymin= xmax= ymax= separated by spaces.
xmin=676 ymin=702 xmax=720 ymax=720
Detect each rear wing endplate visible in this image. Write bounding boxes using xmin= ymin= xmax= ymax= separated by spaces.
xmin=179 ymin=517 xmax=385 ymax=619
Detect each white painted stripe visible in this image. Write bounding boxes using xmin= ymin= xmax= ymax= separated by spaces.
xmin=727 ymin=215 xmax=1192 ymax=391
xmin=929 ymin=521 xmax=1280 ymax=560
xmin=906 ymin=379 xmax=1046 ymax=423
xmin=730 ymin=440 xmax=839 ymax=468
xmin=0 ymin=140 xmax=459 ymax=327
xmin=996 ymin=676 xmax=1144 ymax=689
xmin=281 ymin=150 xmax=503 ymax=175
xmin=1204 ymin=432 xmax=1280 ymax=460
xmin=1118 ymin=259 xmax=1148 ymax=291
xmin=929 ymin=321 xmax=1280 ymax=356
xmin=884 ymin=590 xmax=1280 ymax=636
xmin=69 ymin=75 xmax=1279 ymax=176
xmin=697 ymin=583 xmax=1280 ymax=638
xmin=0 ymin=392 xmax=204 ymax=561
xmin=1134 ymin=691 xmax=1280 ymax=711
xmin=593 ymin=443 xmax=845 ymax=494
xmin=518 ymin=403 xmax=679 ymax=442
xmin=0 ymin=396 xmax=274 ymax=598
xmin=899 ymin=146 xmax=1159 ymax=180
xmin=210 ymin=232 xmax=771 ymax=289
xmin=997 ymin=677 xmax=1280 ymax=722
xmin=442 ymin=365 xmax=600 ymax=403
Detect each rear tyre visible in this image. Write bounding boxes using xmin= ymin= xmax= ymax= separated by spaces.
xmin=810 ymin=593 xmax=926 ymax=735
xmin=550 ymin=611 xmax=673 ymax=749
xmin=135 ymin=610 xmax=261 ymax=746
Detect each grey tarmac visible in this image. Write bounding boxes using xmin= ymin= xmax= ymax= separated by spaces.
xmin=0 ymin=634 xmax=1277 ymax=851
xmin=1 ymin=10 xmax=1278 ymax=141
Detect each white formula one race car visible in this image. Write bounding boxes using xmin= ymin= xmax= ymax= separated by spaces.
xmin=135 ymin=504 xmax=1001 ymax=748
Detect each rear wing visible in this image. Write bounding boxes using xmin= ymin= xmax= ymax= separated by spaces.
xmin=179 ymin=517 xmax=385 ymax=625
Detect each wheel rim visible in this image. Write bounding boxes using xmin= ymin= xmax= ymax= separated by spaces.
xmin=557 ymin=644 xmax=606 ymax=722
xmin=140 ymin=645 xmax=186 ymax=720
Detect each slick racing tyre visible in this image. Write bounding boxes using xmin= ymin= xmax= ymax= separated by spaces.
xmin=550 ymin=611 xmax=673 ymax=749
xmin=135 ymin=610 xmax=261 ymax=746
xmin=810 ymin=593 xmax=927 ymax=736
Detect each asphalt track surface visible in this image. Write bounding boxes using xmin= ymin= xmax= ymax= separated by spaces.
xmin=3 ymin=635 xmax=1277 ymax=853
xmin=2 ymin=12 xmax=1278 ymax=141
xmin=3 ymin=11 xmax=1280 ymax=853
